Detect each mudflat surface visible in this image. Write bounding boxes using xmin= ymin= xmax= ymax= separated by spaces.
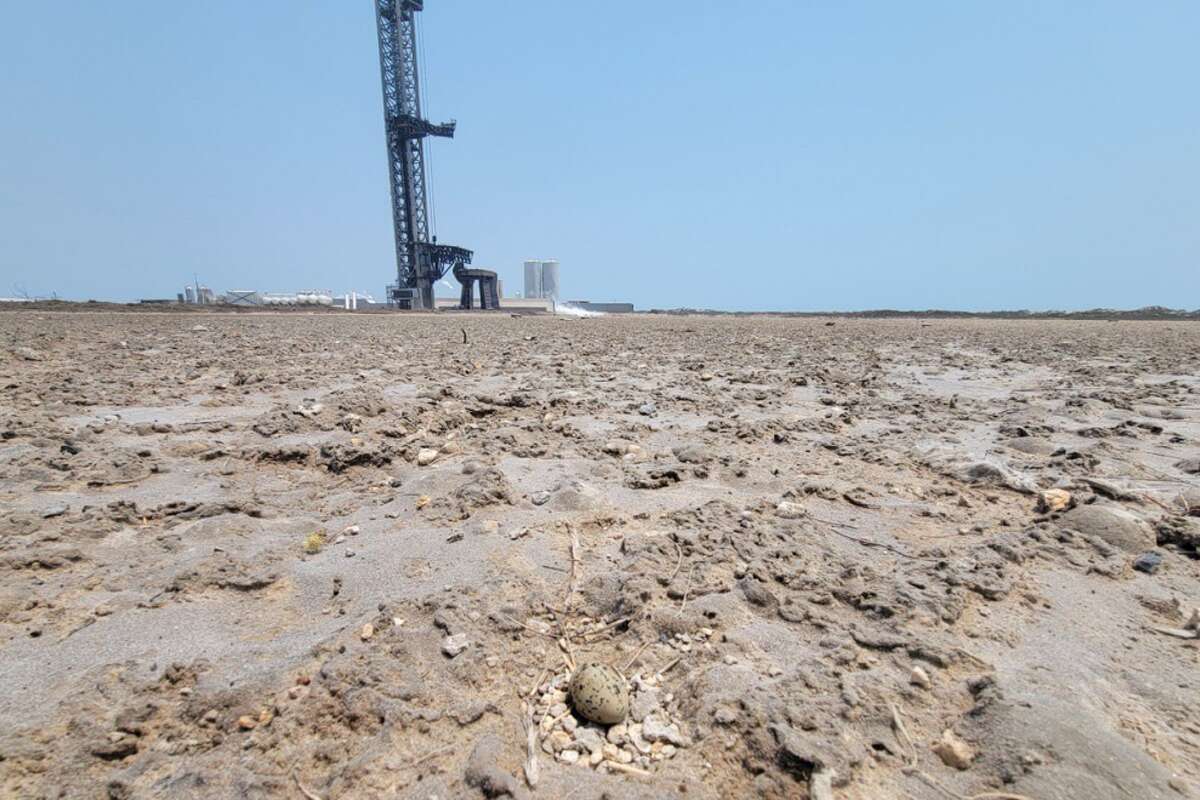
xmin=1 ymin=311 xmax=1198 ymax=800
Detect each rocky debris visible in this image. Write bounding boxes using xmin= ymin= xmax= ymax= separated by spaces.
xmin=775 ymin=501 xmax=806 ymax=519
xmin=910 ymin=666 xmax=932 ymax=689
xmin=1157 ymin=516 xmax=1199 ymax=555
xmin=641 ymin=714 xmax=687 ymax=747
xmin=535 ymin=668 xmax=686 ymax=775
xmin=318 ymin=442 xmax=391 ymax=473
xmin=13 ymin=346 xmax=45 ymax=361
xmin=739 ymin=577 xmax=779 ymax=612
xmin=932 ymin=729 xmax=975 ymax=770
xmin=455 ymin=468 xmax=515 ymax=511
xmin=1059 ymin=503 xmax=1157 ymax=553
xmin=441 ymin=634 xmax=470 ymax=658
xmin=672 ymin=444 xmax=711 ymax=464
xmin=1175 ymin=458 xmax=1200 ymax=475
xmin=417 ymin=448 xmax=440 ymax=467
xmin=602 ymin=439 xmax=638 ymax=457
xmin=163 ymin=554 xmax=278 ymax=598
xmin=625 ymin=467 xmax=682 ymax=490
xmin=1036 ymin=489 xmax=1072 ymax=514
xmin=1133 ymin=552 xmax=1164 ymax=574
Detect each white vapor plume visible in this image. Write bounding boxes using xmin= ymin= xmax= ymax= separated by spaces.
xmin=555 ymin=302 xmax=604 ymax=318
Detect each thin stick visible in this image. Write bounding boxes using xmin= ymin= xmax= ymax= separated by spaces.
xmin=525 ymin=668 xmax=549 ymax=700
xmin=669 ymin=540 xmax=685 ymax=584
xmin=498 ymin=614 xmax=558 ymax=640
xmin=522 ymin=700 xmax=540 ymax=789
xmin=890 ymin=704 xmax=916 ymax=767
xmin=604 ymin=761 xmax=652 ymax=778
xmin=677 ymin=564 xmax=697 ymax=615
xmin=809 ymin=514 xmax=923 ymax=560
xmin=623 ymin=640 xmax=653 ymax=672
xmin=1147 ymin=624 xmax=1198 ymax=640
xmin=292 ymin=772 xmax=323 ymax=800
xmin=565 ymin=525 xmax=581 ymax=609
xmin=402 ymin=746 xmax=455 ymax=769
xmin=558 ymin=637 xmax=577 ymax=672
xmin=581 ymin=616 xmax=632 ymax=642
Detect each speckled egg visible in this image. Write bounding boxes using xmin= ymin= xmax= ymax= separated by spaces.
xmin=569 ymin=663 xmax=629 ymax=725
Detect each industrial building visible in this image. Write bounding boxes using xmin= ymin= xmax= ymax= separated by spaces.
xmin=181 ymin=285 xmax=216 ymax=305
xmin=522 ymin=259 xmax=561 ymax=300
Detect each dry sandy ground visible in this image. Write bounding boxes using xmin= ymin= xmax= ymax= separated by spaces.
xmin=1 ymin=311 xmax=1198 ymax=800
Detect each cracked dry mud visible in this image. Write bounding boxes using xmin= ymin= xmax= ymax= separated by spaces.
xmin=1 ymin=310 xmax=1198 ymax=800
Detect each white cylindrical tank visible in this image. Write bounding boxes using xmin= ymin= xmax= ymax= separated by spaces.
xmin=541 ymin=259 xmax=560 ymax=301
xmin=184 ymin=286 xmax=196 ymax=304
xmin=524 ymin=260 xmax=542 ymax=299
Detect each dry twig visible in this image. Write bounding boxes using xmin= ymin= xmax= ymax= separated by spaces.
xmin=292 ymin=772 xmax=323 ymax=800
xmin=623 ymin=640 xmax=653 ymax=672
xmin=604 ymin=761 xmax=652 ymax=778
xmin=677 ymin=564 xmax=697 ymax=614
xmin=565 ymin=525 xmax=581 ymax=609
xmin=669 ymin=539 xmax=685 ymax=583
xmin=809 ymin=514 xmax=924 ymax=560
xmin=521 ymin=700 xmax=540 ymax=789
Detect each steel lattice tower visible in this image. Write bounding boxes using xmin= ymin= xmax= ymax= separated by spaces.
xmin=374 ymin=0 xmax=471 ymax=310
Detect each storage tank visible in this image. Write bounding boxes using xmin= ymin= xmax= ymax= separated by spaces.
xmin=524 ymin=260 xmax=542 ymax=299
xmin=184 ymin=286 xmax=196 ymax=304
xmin=541 ymin=259 xmax=561 ymax=301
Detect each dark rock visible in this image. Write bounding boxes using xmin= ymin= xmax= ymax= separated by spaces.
xmin=91 ymin=735 xmax=139 ymax=761
xmin=1133 ymin=552 xmax=1164 ymax=575
xmin=1157 ymin=516 xmax=1199 ymax=555
xmin=850 ymin=627 xmax=910 ymax=651
xmin=739 ymin=578 xmax=779 ymax=611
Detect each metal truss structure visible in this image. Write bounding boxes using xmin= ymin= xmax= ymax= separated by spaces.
xmin=374 ymin=0 xmax=472 ymax=309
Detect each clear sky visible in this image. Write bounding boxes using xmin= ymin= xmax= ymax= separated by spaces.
xmin=1 ymin=1 xmax=1197 ymax=311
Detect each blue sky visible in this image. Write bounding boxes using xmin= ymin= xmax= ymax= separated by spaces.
xmin=1 ymin=1 xmax=1197 ymax=310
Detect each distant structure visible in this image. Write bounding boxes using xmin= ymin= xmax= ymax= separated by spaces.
xmin=541 ymin=259 xmax=560 ymax=301
xmin=226 ymin=290 xmax=260 ymax=307
xmin=524 ymin=260 xmax=542 ymax=299
xmin=373 ymin=0 xmax=473 ymax=310
xmin=522 ymin=259 xmax=561 ymax=300
xmin=264 ymin=291 xmax=333 ymax=306
xmin=174 ymin=282 xmax=381 ymax=309
xmin=182 ymin=285 xmax=216 ymax=305
xmin=453 ymin=263 xmax=500 ymax=309
xmin=570 ymin=300 xmax=634 ymax=314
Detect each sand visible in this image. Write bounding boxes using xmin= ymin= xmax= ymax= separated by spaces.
xmin=1 ymin=310 xmax=1197 ymax=799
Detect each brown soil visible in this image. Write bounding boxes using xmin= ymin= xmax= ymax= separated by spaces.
xmin=1 ymin=311 xmax=1197 ymax=800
